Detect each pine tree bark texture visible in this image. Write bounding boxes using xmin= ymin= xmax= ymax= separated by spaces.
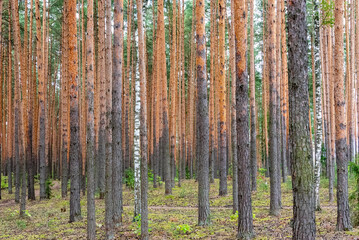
xmin=334 ymin=0 xmax=352 ymax=231
xmin=35 ymin=0 xmax=46 ymax=200
xmin=249 ymin=0 xmax=257 ymax=192
xmin=105 ymin=0 xmax=114 ymax=236
xmin=230 ymin=0 xmax=238 ymax=214
xmin=97 ymin=0 xmax=106 ymax=199
xmin=268 ymin=0 xmax=281 ymax=216
xmin=196 ymin=0 xmax=210 ymax=226
xmin=86 ymin=0 xmax=96 ymax=236
xmin=68 ymin=0 xmax=82 ymax=222
xmin=113 ymin=0 xmax=124 ymax=227
xmin=288 ymin=0 xmax=316 ymax=238
xmin=234 ymin=0 xmax=254 ymax=238
xmin=218 ymin=0 xmax=227 ymax=197
xmin=136 ymin=0 xmax=149 ymax=236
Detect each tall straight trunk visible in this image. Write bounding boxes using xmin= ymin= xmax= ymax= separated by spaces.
xmin=42 ymin=0 xmax=48 ymax=182
xmin=234 ymin=0 xmax=254 ymax=238
xmin=328 ymin=26 xmax=335 ymax=203
xmin=345 ymin=3 xmax=350 ymax=161
xmin=169 ymin=0 xmax=177 ymax=189
xmin=97 ymin=0 xmax=106 ymax=199
xmin=28 ymin=0 xmax=36 ymax=201
xmin=209 ymin=0 xmax=216 ymax=184
xmin=105 ymin=0 xmax=113 ymax=236
xmin=11 ymin=0 xmax=26 ymax=214
xmin=81 ymin=0 xmax=87 ymax=179
xmin=156 ymin=0 xmax=170 ymax=195
xmin=196 ymin=0 xmax=210 ymax=226
xmin=249 ymin=0 xmax=257 ymax=192
xmin=280 ymin=0 xmax=288 ymax=183
xmin=349 ymin=0 xmax=355 ymax=162
xmin=287 ymin=0 xmax=316 ymax=238
xmin=7 ymin=21 xmax=13 ymax=194
xmin=130 ymin=35 xmax=136 ymax=168
xmin=21 ymin=0 xmax=29 ymax=205
xmin=180 ymin=3 xmax=185 ymax=183
xmin=312 ymin=0 xmax=322 ymax=211
xmin=268 ymin=0 xmax=280 ymax=216
xmin=124 ymin=0 xmax=133 ymax=172
xmin=136 ymin=0 xmax=148 ymax=237
xmin=61 ymin=2 xmax=69 ymax=199
xmin=321 ymin=25 xmax=333 ymax=201
xmin=27 ymin=0 xmax=35 ymax=200
xmin=262 ymin=2 xmax=269 ymax=176
xmin=218 ymin=0 xmax=227 ymax=196
xmin=356 ymin=0 xmax=359 ymax=158
xmin=334 ymin=0 xmax=352 ymax=231
xmin=86 ymin=0 xmax=96 ymax=233
xmin=229 ymin=0 xmax=237 ymax=214
xmin=35 ymin=0 xmax=46 ymax=200
xmin=112 ymin=0 xmax=124 ymax=227
xmin=0 ymin=0 xmax=2 ymax=200
xmin=68 ymin=0 xmax=82 ymax=222
xmin=275 ymin=0 xmax=282 ymax=207
xmin=7 ymin=33 xmax=13 ymax=194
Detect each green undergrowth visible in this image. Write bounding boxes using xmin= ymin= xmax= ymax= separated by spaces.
xmin=0 ymin=177 xmax=358 ymax=239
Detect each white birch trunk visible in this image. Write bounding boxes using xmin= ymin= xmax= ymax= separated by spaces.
xmin=134 ymin=60 xmax=141 ymax=217
xmin=314 ymin=48 xmax=323 ymax=211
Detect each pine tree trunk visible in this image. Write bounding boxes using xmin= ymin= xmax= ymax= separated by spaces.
xmin=112 ymin=0 xmax=124 ymax=227
xmin=68 ymin=0 xmax=82 ymax=222
xmin=156 ymin=0 xmax=171 ymax=195
xmin=288 ymin=0 xmax=316 ymax=238
xmin=35 ymin=0 xmax=46 ymax=200
xmin=229 ymin=0 xmax=238 ymax=214
xmin=124 ymin=0 xmax=133 ymax=172
xmin=169 ymin=0 xmax=177 ymax=190
xmin=234 ymin=0 xmax=254 ymax=238
xmin=334 ymin=0 xmax=352 ymax=231
xmin=97 ymin=0 xmax=106 ymax=199
xmin=249 ymin=0 xmax=257 ymax=192
xmin=280 ymin=0 xmax=288 ymax=183
xmin=61 ymin=3 xmax=69 ymax=198
xmin=218 ymin=0 xmax=227 ymax=196
xmin=196 ymin=0 xmax=210 ymax=226
xmin=268 ymin=0 xmax=280 ymax=216
xmin=104 ymin=0 xmax=114 ymax=236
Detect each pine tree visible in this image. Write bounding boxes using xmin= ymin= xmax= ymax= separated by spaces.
xmin=68 ymin=0 xmax=82 ymax=222
xmin=218 ymin=0 xmax=227 ymax=196
xmin=234 ymin=0 xmax=254 ymax=238
xmin=334 ymin=0 xmax=352 ymax=231
xmin=196 ymin=0 xmax=210 ymax=226
xmin=112 ymin=0 xmax=124 ymax=227
xmin=288 ymin=0 xmax=316 ymax=237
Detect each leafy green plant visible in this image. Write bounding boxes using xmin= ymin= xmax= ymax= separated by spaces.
xmin=258 ymin=168 xmax=267 ymax=177
xmin=133 ymin=214 xmax=152 ymax=236
xmin=230 ymin=211 xmax=238 ymax=221
xmin=320 ymin=0 xmax=334 ymax=26
xmin=16 ymin=220 xmax=27 ymax=230
xmin=22 ymin=210 xmax=32 ymax=218
xmin=349 ymin=161 xmax=359 ymax=226
xmin=1 ymin=176 xmax=8 ymax=189
xmin=179 ymin=188 xmax=187 ymax=198
xmin=148 ymin=169 xmax=154 ymax=183
xmin=124 ymin=168 xmax=135 ymax=189
xmin=46 ymin=178 xmax=54 ymax=199
xmin=175 ymin=224 xmax=192 ymax=235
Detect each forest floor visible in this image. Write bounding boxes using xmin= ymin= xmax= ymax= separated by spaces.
xmin=1 ymin=175 xmax=359 ymax=239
